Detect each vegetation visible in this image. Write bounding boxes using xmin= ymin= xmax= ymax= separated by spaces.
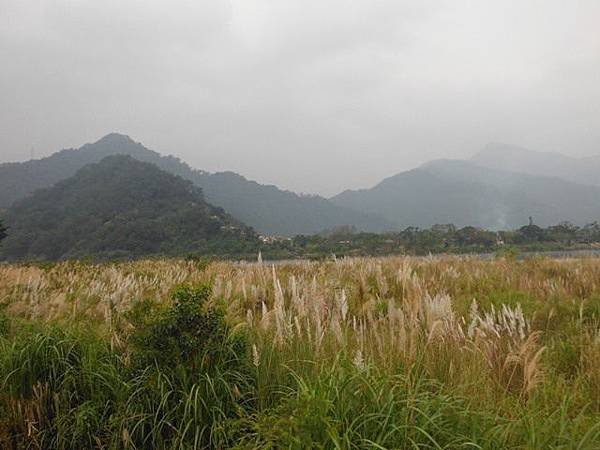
xmin=4 ymin=133 xmax=600 ymax=237
xmin=0 ymin=155 xmax=257 ymax=261
xmin=260 ymin=221 xmax=600 ymax=259
xmin=3 ymin=182 xmax=600 ymax=262
xmin=1 ymin=255 xmax=600 ymax=448
xmin=331 ymin=159 xmax=600 ymax=230
xmin=0 ymin=219 xmax=6 ymax=243
xmin=0 ymin=133 xmax=391 ymax=235
xmin=472 ymin=142 xmax=600 ymax=187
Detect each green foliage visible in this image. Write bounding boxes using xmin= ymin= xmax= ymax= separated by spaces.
xmin=0 ymin=155 xmax=258 ymax=261
xmin=581 ymin=295 xmax=600 ymax=322
xmin=185 ymin=254 xmax=214 ymax=271
xmin=473 ymin=289 xmax=539 ymax=320
xmin=122 ymin=285 xmax=255 ymax=448
xmin=0 ymin=219 xmax=6 ymax=243
xmin=0 ymin=284 xmax=257 ymax=449
xmin=0 ymin=305 xmax=9 ymax=337
xmin=237 ymin=362 xmax=486 ymax=449
xmin=0 ymin=132 xmax=391 ymax=236
xmin=262 ymin=221 xmax=600 ymax=260
xmin=128 ymin=285 xmax=248 ymax=373
xmin=495 ymin=245 xmax=520 ymax=259
xmin=234 ymin=359 xmax=600 ymax=449
xmin=0 ymin=325 xmax=126 ymax=449
xmin=2 ymin=264 xmax=600 ymax=449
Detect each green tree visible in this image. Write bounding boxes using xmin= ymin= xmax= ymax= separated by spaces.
xmin=547 ymin=221 xmax=580 ymax=245
xmin=581 ymin=222 xmax=600 ymax=242
xmin=517 ymin=224 xmax=546 ymax=243
xmin=0 ymin=220 xmax=6 ymax=242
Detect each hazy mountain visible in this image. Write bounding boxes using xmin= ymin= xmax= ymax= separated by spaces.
xmin=0 ymin=133 xmax=392 ymax=235
xmin=472 ymin=143 xmax=600 ymax=186
xmin=0 ymin=155 xmax=257 ymax=261
xmin=331 ymin=159 xmax=600 ymax=229
xmin=0 ymin=134 xmax=169 ymax=209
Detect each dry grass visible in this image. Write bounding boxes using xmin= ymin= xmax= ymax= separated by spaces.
xmin=2 ymin=256 xmax=599 ymax=391
xmin=1 ymin=255 xmax=600 ymax=447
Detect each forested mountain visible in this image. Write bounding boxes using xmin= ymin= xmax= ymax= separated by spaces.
xmin=196 ymin=171 xmax=394 ymax=236
xmin=3 ymin=134 xmax=598 ymax=236
xmin=0 ymin=155 xmax=257 ymax=261
xmin=0 ymin=133 xmax=392 ymax=235
xmin=472 ymin=143 xmax=600 ymax=186
xmin=331 ymin=159 xmax=600 ymax=229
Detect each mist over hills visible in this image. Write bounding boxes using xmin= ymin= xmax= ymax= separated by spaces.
xmin=0 ymin=134 xmax=392 ymax=236
xmin=472 ymin=143 xmax=600 ymax=187
xmin=331 ymin=158 xmax=600 ymax=230
xmin=1 ymin=133 xmax=599 ymax=237
xmin=0 ymin=134 xmax=174 ymax=209
xmin=0 ymin=155 xmax=257 ymax=260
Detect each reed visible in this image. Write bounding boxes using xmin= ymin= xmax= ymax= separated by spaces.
xmin=1 ymin=255 xmax=599 ymax=448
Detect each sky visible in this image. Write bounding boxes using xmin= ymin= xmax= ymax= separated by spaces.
xmin=1 ymin=1 xmax=599 ymax=196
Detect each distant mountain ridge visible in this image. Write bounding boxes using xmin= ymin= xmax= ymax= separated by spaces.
xmin=3 ymin=135 xmax=599 ymax=235
xmin=472 ymin=143 xmax=600 ymax=186
xmin=331 ymin=158 xmax=600 ymax=229
xmin=0 ymin=133 xmax=393 ymax=235
xmin=0 ymin=155 xmax=256 ymax=261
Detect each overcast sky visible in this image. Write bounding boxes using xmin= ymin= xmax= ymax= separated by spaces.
xmin=1 ymin=1 xmax=599 ymax=196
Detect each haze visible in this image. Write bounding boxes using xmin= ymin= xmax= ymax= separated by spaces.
xmin=1 ymin=0 xmax=599 ymax=196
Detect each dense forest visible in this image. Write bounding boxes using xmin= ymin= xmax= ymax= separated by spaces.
xmin=0 ymin=155 xmax=258 ymax=261
xmin=0 ymin=133 xmax=391 ymax=235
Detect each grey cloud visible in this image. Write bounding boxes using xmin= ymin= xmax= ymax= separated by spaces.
xmin=1 ymin=0 xmax=599 ymax=196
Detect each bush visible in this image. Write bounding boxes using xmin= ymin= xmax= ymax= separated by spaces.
xmin=128 ymin=285 xmax=249 ymax=373
xmin=123 ymin=285 xmax=255 ymax=448
xmin=0 ymin=284 xmax=255 ymax=449
xmin=185 ymin=254 xmax=213 ymax=271
xmin=495 ymin=245 xmax=520 ymax=260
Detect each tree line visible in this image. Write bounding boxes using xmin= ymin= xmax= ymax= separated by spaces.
xmin=262 ymin=221 xmax=600 ymax=259
xmin=2 ymin=216 xmax=600 ymax=261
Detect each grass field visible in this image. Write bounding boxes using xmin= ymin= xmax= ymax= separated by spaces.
xmin=1 ymin=255 xmax=600 ymax=449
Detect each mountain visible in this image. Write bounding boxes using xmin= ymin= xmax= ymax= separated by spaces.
xmin=196 ymin=171 xmax=394 ymax=236
xmin=0 ymin=155 xmax=257 ymax=261
xmin=331 ymin=159 xmax=600 ymax=229
xmin=0 ymin=133 xmax=392 ymax=235
xmin=472 ymin=143 xmax=600 ymax=187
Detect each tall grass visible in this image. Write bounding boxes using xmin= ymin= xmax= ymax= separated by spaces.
xmin=1 ymin=255 xmax=600 ymax=448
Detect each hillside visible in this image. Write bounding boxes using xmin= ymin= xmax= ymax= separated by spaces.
xmin=0 ymin=155 xmax=257 ymax=260
xmin=331 ymin=159 xmax=600 ymax=229
xmin=472 ymin=143 xmax=600 ymax=186
xmin=0 ymin=133 xmax=392 ymax=235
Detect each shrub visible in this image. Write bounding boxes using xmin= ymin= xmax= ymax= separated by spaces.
xmin=128 ymin=285 xmax=249 ymax=373
xmin=495 ymin=245 xmax=520 ymax=260
xmin=123 ymin=284 xmax=255 ymax=448
xmin=185 ymin=253 xmax=213 ymax=271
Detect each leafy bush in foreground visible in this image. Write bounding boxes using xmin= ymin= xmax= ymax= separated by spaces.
xmin=0 ymin=285 xmax=254 ymax=449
